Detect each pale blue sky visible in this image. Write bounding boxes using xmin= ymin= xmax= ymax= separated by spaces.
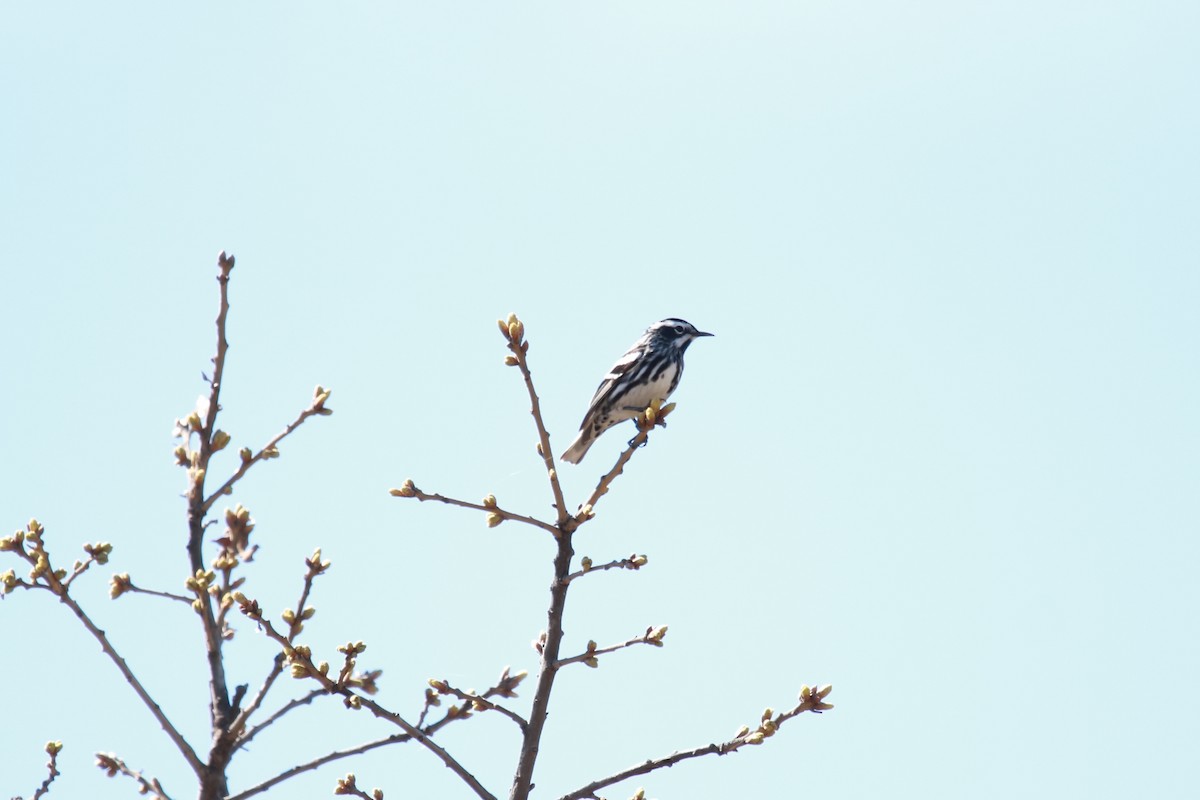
xmin=3 ymin=2 xmax=1198 ymax=799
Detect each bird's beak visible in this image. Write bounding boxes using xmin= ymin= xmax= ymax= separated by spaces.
xmin=696 ymin=330 xmax=714 ymax=337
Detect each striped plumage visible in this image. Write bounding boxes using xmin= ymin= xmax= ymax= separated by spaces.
xmin=561 ymin=318 xmax=713 ymax=464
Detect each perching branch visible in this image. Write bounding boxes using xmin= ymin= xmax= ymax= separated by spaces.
xmin=570 ymin=402 xmax=674 ymax=532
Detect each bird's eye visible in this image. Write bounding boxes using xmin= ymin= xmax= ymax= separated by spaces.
xmin=673 ymin=325 xmax=685 ymax=335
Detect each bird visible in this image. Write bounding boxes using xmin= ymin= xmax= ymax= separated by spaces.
xmin=561 ymin=318 xmax=713 ymax=464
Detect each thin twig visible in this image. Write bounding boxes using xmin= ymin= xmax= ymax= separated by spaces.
xmin=226 ymin=735 xmax=406 ymax=800
xmin=571 ymin=432 xmax=648 ymax=531
xmin=14 ymin=529 xmax=204 ymax=777
xmin=239 ymin=610 xmax=497 ymax=800
xmin=126 ymin=584 xmax=193 ymax=604
xmin=408 ymin=488 xmax=559 ymax=536
xmin=436 ymin=682 xmax=529 ymax=732
xmin=236 ymin=684 xmax=324 ymax=750
xmin=183 ymin=253 xmax=238 ymax=790
xmin=201 ymin=397 xmax=330 ymax=513
xmin=556 ymin=627 xmax=667 ymax=669
xmin=230 ymin=555 xmax=326 ymax=744
xmin=334 ymin=773 xmax=383 ymax=800
xmin=563 ymin=554 xmax=647 ymax=584
xmin=95 ymin=752 xmax=174 ymax=800
xmin=501 ymin=317 xmax=570 ymax=527
xmin=555 ymin=693 xmax=832 ymax=800
xmin=30 ymin=742 xmax=62 ymax=800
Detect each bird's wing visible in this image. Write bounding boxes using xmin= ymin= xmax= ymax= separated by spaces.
xmin=582 ymin=345 xmax=644 ymax=418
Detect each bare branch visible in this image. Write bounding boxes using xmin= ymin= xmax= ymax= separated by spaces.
xmin=95 ymin=752 xmax=173 ymax=800
xmin=430 ymin=679 xmax=529 ymax=732
xmin=498 ymin=315 xmax=570 ymax=527
xmin=564 ymin=553 xmax=648 ymax=584
xmin=556 ymin=688 xmax=834 ymax=800
xmin=202 ymin=390 xmax=332 ymax=513
xmin=234 ymin=604 xmax=497 ymax=800
xmin=124 ymin=583 xmax=193 ymax=604
xmin=227 ymin=736 xmax=405 ymax=800
xmin=236 ymin=684 xmax=323 ymax=750
xmin=230 ymin=550 xmax=330 ymax=745
xmin=392 ymin=484 xmax=559 ymax=536
xmin=13 ymin=523 xmax=203 ymax=777
xmin=569 ymin=432 xmax=647 ymax=532
xmin=557 ymin=626 xmax=668 ymax=669
xmin=334 ymin=773 xmax=384 ymax=800
xmin=29 ymin=741 xmax=62 ymax=800
xmin=509 ymin=532 xmax=574 ymax=799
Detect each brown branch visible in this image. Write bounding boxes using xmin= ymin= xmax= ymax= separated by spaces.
xmin=334 ymin=773 xmax=384 ymax=800
xmin=230 ymin=680 xmax=495 ymax=800
xmin=432 ymin=681 xmax=529 ymax=732
xmin=235 ymin=683 xmax=323 ymax=750
xmin=500 ymin=315 xmax=570 ymax=527
xmin=555 ymin=689 xmax=834 ymax=800
xmin=564 ymin=554 xmax=647 ymax=584
xmin=230 ymin=551 xmax=328 ymax=745
xmin=509 ymin=531 xmax=574 ymax=800
xmin=30 ymin=741 xmax=62 ymax=800
xmin=95 ymin=752 xmax=173 ymax=800
xmin=227 ymin=735 xmax=406 ymax=800
xmin=397 ymin=486 xmax=559 ymax=536
xmin=556 ymin=626 xmax=667 ymax=669
xmin=236 ymin=608 xmax=497 ymax=800
xmin=57 ymin=587 xmax=203 ymax=775
xmin=182 ymin=253 xmax=238 ymax=797
xmin=125 ymin=584 xmax=193 ymax=604
xmin=570 ymin=432 xmax=648 ymax=532
xmin=201 ymin=392 xmax=331 ymax=513
xmin=14 ymin=525 xmax=204 ymax=777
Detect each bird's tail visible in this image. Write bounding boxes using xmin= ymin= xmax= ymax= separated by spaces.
xmin=560 ymin=429 xmax=594 ymax=464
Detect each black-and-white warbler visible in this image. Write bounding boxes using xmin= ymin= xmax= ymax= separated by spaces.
xmin=561 ymin=318 xmax=713 ymax=464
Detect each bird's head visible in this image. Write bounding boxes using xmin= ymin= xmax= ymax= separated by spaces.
xmin=647 ymin=318 xmax=714 ymax=350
